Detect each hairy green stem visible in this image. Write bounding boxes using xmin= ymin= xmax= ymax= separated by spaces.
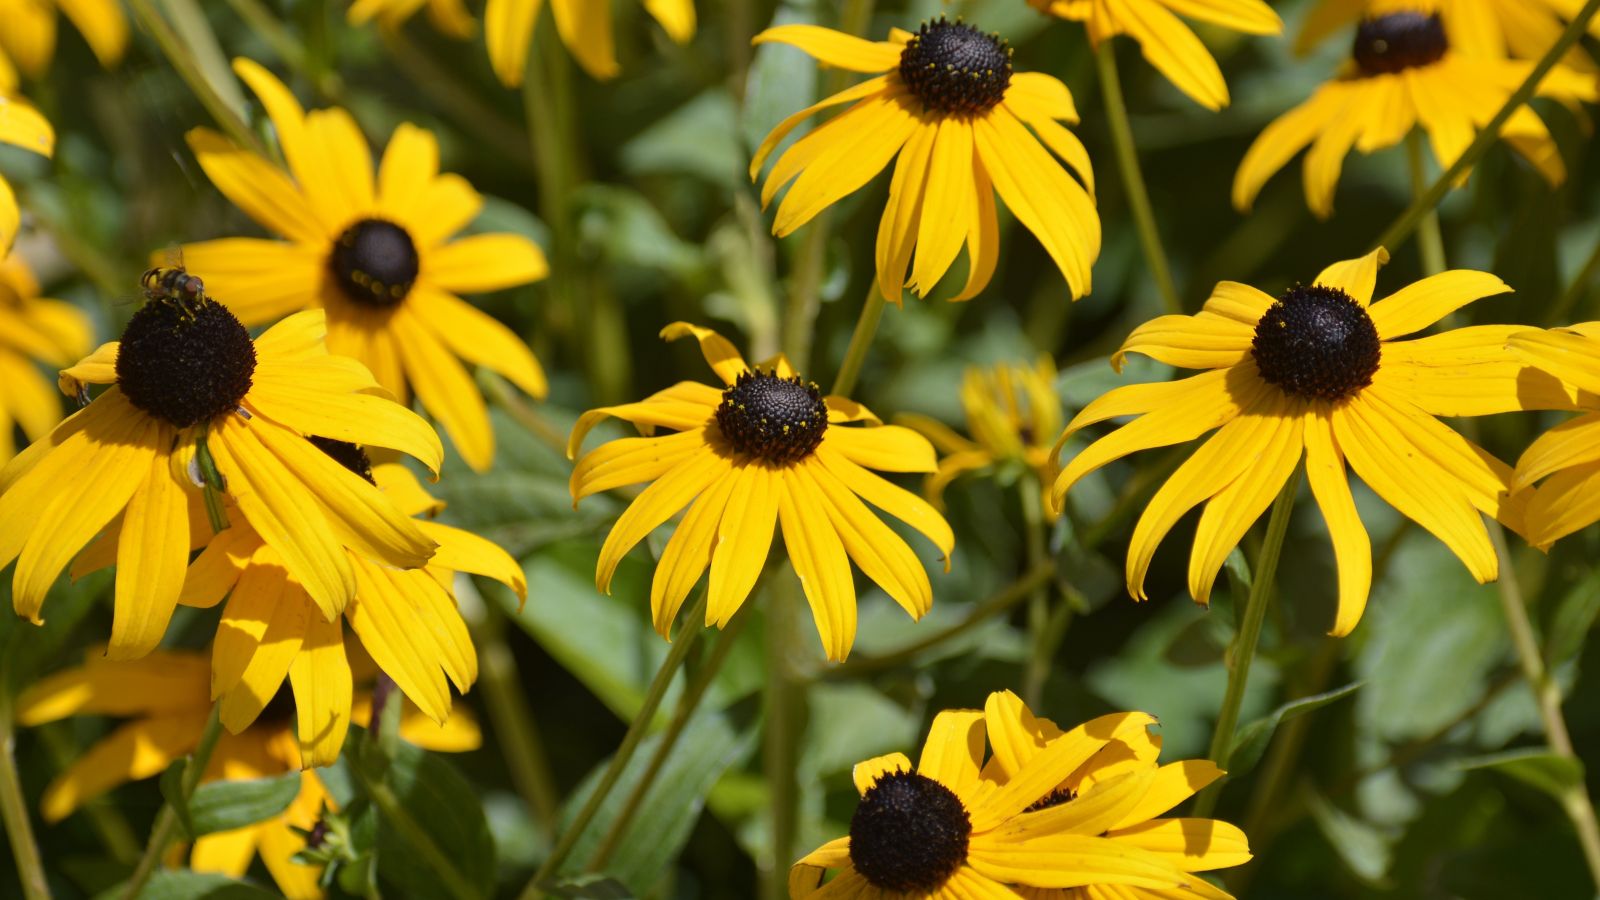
xmin=1406 ymin=132 xmax=1447 ymax=278
xmin=471 ymin=591 xmax=560 ymax=831
xmin=1020 ymin=476 xmax=1054 ymax=707
xmin=824 ymin=561 xmax=1058 ymax=679
xmin=120 ymin=704 xmax=224 ymax=900
xmin=588 ymin=607 xmax=750 ymax=871
xmin=831 ymin=287 xmax=886 ymax=397
xmin=763 ymin=574 xmax=805 ymax=900
xmin=780 ymin=0 xmax=877 ymax=367
xmin=1488 ymin=524 xmax=1600 ymax=888
xmin=0 ymin=686 xmax=50 ymax=900
xmin=128 ymin=0 xmax=264 ymax=157
xmin=1192 ymin=466 xmax=1303 ymax=819
xmin=1097 ymin=45 xmax=1181 ymax=316
xmin=1374 ymin=0 xmax=1600 ymax=252
xmin=520 ymin=590 xmax=712 ymax=898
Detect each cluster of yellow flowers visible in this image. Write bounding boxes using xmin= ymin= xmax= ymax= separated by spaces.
xmin=2 ymin=0 xmax=1600 ymax=897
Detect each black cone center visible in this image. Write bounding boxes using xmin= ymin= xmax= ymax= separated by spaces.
xmin=310 ymin=436 xmax=376 ymax=485
xmin=898 ymin=17 xmax=1012 ymax=115
xmin=848 ymin=770 xmax=971 ymax=893
xmin=1251 ymin=284 xmax=1381 ymax=402
xmin=115 ymin=291 xmax=256 ymax=428
xmin=329 ymin=219 xmax=420 ymax=308
xmin=1353 ymin=12 xmax=1447 ymax=75
xmin=715 ymin=370 xmax=828 ymax=463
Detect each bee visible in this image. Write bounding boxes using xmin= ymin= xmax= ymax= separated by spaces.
xmin=139 ymin=246 xmax=207 ymax=318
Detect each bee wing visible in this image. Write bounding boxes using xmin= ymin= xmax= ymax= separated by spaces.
xmin=164 ymin=243 xmax=186 ymax=272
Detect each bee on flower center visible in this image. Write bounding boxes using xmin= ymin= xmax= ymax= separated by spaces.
xmin=116 ymin=266 xmax=257 ymax=428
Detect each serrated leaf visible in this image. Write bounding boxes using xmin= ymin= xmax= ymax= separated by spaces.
xmin=1228 ymin=682 xmax=1363 ymax=776
xmin=185 ymin=772 xmax=303 ymax=837
xmin=1457 ymin=749 xmax=1585 ymax=801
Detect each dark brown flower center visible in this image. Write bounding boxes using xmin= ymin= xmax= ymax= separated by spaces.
xmin=116 ymin=270 xmax=256 ymax=428
xmin=898 ymin=17 xmax=1012 ymax=115
xmin=715 ymin=370 xmax=828 ymax=463
xmin=310 ymin=437 xmax=376 ymax=485
xmin=1353 ymin=12 xmax=1447 ymax=75
xmin=848 ymin=770 xmax=971 ymax=893
xmin=329 ymin=219 xmax=419 ymax=307
xmin=1251 ymin=284 xmax=1381 ymax=402
xmin=1024 ymin=786 xmax=1077 ymax=812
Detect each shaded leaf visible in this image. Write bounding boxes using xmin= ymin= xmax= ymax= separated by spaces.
xmin=1229 ymin=682 xmax=1363 ymax=776
xmin=186 ymin=772 xmax=302 ymax=837
xmin=1457 ymin=749 xmax=1585 ymax=801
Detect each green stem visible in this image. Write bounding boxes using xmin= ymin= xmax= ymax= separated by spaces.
xmin=0 ymin=686 xmax=50 ymax=900
xmin=780 ymin=0 xmax=877 ymax=367
xmin=519 ymin=589 xmax=712 ymax=899
xmin=355 ymin=766 xmax=479 ymax=900
xmin=1406 ymin=132 xmax=1447 ymax=278
xmin=1020 ymin=476 xmax=1054 ymax=708
xmin=588 ymin=607 xmax=749 ymax=871
xmin=1192 ymin=466 xmax=1303 ymax=819
xmin=830 ymin=287 xmax=886 ymax=397
xmin=1374 ymin=0 xmax=1600 ymax=252
xmin=195 ymin=431 xmax=230 ymax=533
xmin=823 ymin=561 xmax=1058 ymax=679
xmin=1487 ymin=524 xmax=1600 ymax=888
xmin=1546 ymin=237 xmax=1600 ymax=325
xmin=128 ymin=0 xmax=265 ymax=157
xmin=470 ymin=591 xmax=560 ymax=831
xmin=121 ymin=704 xmax=224 ymax=900
xmin=1096 ymin=44 xmax=1180 ymax=316
xmin=763 ymin=573 xmax=805 ymax=900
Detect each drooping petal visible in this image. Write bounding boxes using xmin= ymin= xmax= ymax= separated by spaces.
xmin=779 ymin=465 xmax=858 ymax=661
xmin=910 ymin=118 xmax=976 ymax=296
xmin=707 ymin=462 xmax=780 ymax=627
xmin=659 ymin=322 xmax=750 ymax=385
xmin=408 ymin=286 xmax=548 ymax=400
xmin=1103 ymin=818 xmax=1252 ymax=872
xmin=752 ymin=25 xmax=900 ymax=73
xmin=815 ymin=444 xmax=955 ymax=566
xmin=1188 ymin=403 xmax=1304 ymax=605
xmin=15 ymin=650 xmax=211 ymax=723
xmin=1375 ymin=325 xmax=1583 ymax=418
xmin=821 ymin=424 xmax=938 ymax=473
xmin=800 ymin=458 xmax=932 ymax=621
xmin=185 ymin=127 xmax=326 ymax=245
xmin=596 ymin=447 xmax=731 ymax=593
xmin=1367 ymin=270 xmax=1512 ymax=340
xmin=570 ymin=429 xmax=711 ymax=503
xmin=1313 ymin=247 xmax=1389 ymax=307
xmin=484 ymin=0 xmax=541 ymax=86
xmin=1102 ymin=0 xmax=1229 ymax=110
xmin=1304 ymin=408 xmax=1371 ymax=636
xmin=1233 ymin=81 xmax=1345 ymax=212
xmin=392 ymin=309 xmax=495 ymax=472
xmin=1111 ymin=314 xmax=1254 ymax=373
xmin=109 ymin=449 xmax=191 ymax=659
xmin=39 ymin=715 xmax=206 ymax=823
xmin=873 ymin=117 xmax=936 ymax=304
xmin=650 ymin=468 xmax=736 ymax=636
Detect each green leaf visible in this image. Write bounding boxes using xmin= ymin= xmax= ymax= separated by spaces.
xmin=1306 ymin=789 xmax=1395 ymax=886
xmin=1545 ymin=562 xmax=1600 ymax=667
xmin=559 ymin=713 xmax=754 ymax=894
xmin=372 ymin=737 xmax=495 ymax=900
xmin=1228 ymin=682 xmax=1363 ymax=776
xmin=1457 ymin=749 xmax=1585 ymax=801
xmin=619 ymin=89 xmax=742 ymax=189
xmin=104 ymin=870 xmax=280 ymax=900
xmin=185 ymin=772 xmax=303 ymax=837
xmin=539 ymin=875 xmax=638 ymax=899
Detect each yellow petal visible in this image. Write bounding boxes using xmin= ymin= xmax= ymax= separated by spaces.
xmin=219 ymin=582 xmax=309 ymax=735
xmin=0 ymin=93 xmax=53 ymax=158
xmin=642 ymin=0 xmax=694 ymax=43
xmin=779 ymin=465 xmax=858 ymax=661
xmin=424 ymin=233 xmax=548 ymax=293
xmin=1188 ymin=407 xmax=1304 ymax=605
xmin=484 ymin=0 xmax=540 ymax=86
xmin=872 ymin=116 xmax=936 ymax=305
xmin=800 ymin=458 xmax=932 ymax=621
xmin=16 ymin=649 xmax=211 ymax=724
xmin=966 ymin=832 xmax=1189 ymax=890
xmin=852 ymin=752 xmax=913 ymax=795
xmin=816 ymin=444 xmax=955 ymax=566
xmin=212 ymin=552 xmax=296 ymax=703
xmin=177 ymin=238 xmax=321 ymax=325
xmin=39 ymin=716 xmax=205 ymax=823
xmin=409 ymin=286 xmax=548 ymax=400
xmin=1234 ymin=81 xmax=1342 ymax=212
xmin=1523 ymin=459 xmax=1600 ymax=550
xmin=771 ymin=94 xmax=918 ymax=238
xmin=377 ymin=122 xmax=440 ymax=220
xmin=347 ymin=560 xmax=452 ymax=722
xmin=751 ymin=25 xmax=899 ymax=72
xmin=972 ymin=711 xmax=1156 ymax=830
xmin=917 ymin=709 xmax=986 ymax=802
xmin=1108 ymin=760 xmax=1226 ymax=830
xmin=1515 ymin=413 xmax=1600 ymax=491
xmin=1102 ymin=0 xmax=1228 ymax=110
xmin=1367 ymin=270 xmax=1512 ymax=340
xmin=1103 ymin=818 xmax=1252 ymax=872
xmin=1314 ymin=247 xmax=1389 ymax=306
xmin=1304 ymin=408 xmax=1371 ymax=637
xmin=1509 ymin=328 xmax=1600 ymax=396
xmin=650 ymin=467 xmax=735 ymax=636
xmin=909 ymin=117 xmax=976 ymax=296
xmin=109 ymin=449 xmax=191 ymax=659
xmin=659 ymin=321 xmax=750 ymax=386
xmin=180 ymin=524 xmax=257 ymax=608
xmin=596 ymin=447 xmax=730 ymax=593
xmin=185 ymin=127 xmax=325 ymax=245
xmin=288 ymin=604 xmax=353 ymax=768
xmin=1112 ymin=313 xmax=1254 ymax=372
xmin=1375 ymin=325 xmax=1583 ymax=418
xmin=245 ymin=374 xmax=443 ymax=475
xmin=707 ymin=462 xmax=779 ymax=627
xmin=570 ymin=428 xmax=710 ymax=504
xmin=821 ymin=424 xmax=938 ymax=473
xmin=56 ymin=0 xmax=130 ymax=66
xmin=393 ymin=310 xmax=495 ymax=472
xmin=418 ymin=520 xmax=525 ymax=600
xmin=750 ymin=76 xmax=892 ymax=180
xmin=550 ymin=0 xmax=617 ymax=79
xmin=567 ymin=382 xmax=719 ymax=457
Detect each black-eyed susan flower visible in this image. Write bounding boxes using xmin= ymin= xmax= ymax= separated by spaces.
xmin=0 ymin=0 xmax=126 ymax=78
xmin=569 ymin=322 xmax=954 ymax=661
xmin=348 ymin=0 xmax=475 ymax=39
xmin=1504 ymin=324 xmax=1600 ymax=548
xmin=179 ymin=58 xmax=549 ymax=472
xmin=790 ymin=689 xmax=1249 ymax=898
xmin=16 ymin=649 xmax=478 ymax=898
xmin=153 ymin=444 xmax=522 ymax=767
xmin=1234 ymin=9 xmax=1598 ymax=219
xmin=1028 ymin=0 xmax=1283 ymax=111
xmin=1297 ymin=0 xmax=1600 ymax=68
xmin=1048 ymin=248 xmax=1580 ymax=635
xmin=484 ymin=0 xmax=695 ymax=83
xmin=0 ymin=251 xmax=91 ymax=461
xmin=0 ymin=279 xmax=442 ymax=660
xmin=898 ymin=357 xmax=1063 ymax=509
xmin=0 ymin=86 xmax=53 ymax=251
xmin=750 ymin=19 xmax=1099 ymax=304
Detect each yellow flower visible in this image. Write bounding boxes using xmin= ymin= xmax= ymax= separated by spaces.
xmin=179 ymin=58 xmax=550 ymax=472
xmin=1504 ymin=324 xmax=1600 ymax=548
xmin=1028 ymin=0 xmax=1283 ymax=111
xmin=898 ymin=357 xmax=1063 ymax=509
xmin=0 ymin=89 xmax=53 ymax=251
xmin=0 ymin=251 xmax=91 ymax=461
xmin=484 ymin=0 xmax=696 ymax=83
xmin=1047 ymin=248 xmax=1578 ymax=635
xmin=750 ymin=20 xmax=1098 ymax=303
xmin=1234 ymin=9 xmax=1597 ymax=219
xmin=348 ymin=0 xmax=475 ymax=39
xmin=568 ymin=322 xmax=954 ymax=661
xmin=72 ymin=448 xmax=523 ymax=766
xmin=0 ymin=286 xmax=443 ymax=660
xmin=1297 ymin=0 xmax=1600 ymax=69
xmin=790 ymin=690 xmax=1248 ymax=898
xmin=16 ymin=649 xmax=478 ymax=899
xmin=0 ymin=0 xmax=127 ymax=78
